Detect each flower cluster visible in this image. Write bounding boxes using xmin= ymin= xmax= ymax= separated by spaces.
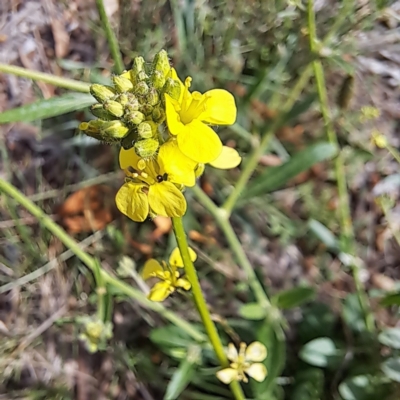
xmin=142 ymin=247 xmax=195 ymax=302
xmin=216 ymin=341 xmax=268 ymax=384
xmin=81 ymin=50 xmax=240 ymax=222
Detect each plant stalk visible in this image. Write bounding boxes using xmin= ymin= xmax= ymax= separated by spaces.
xmin=0 ymin=63 xmax=90 ymax=92
xmin=95 ymin=0 xmax=125 ymax=74
xmin=171 ymin=217 xmax=245 ymax=400
xmin=307 ymin=0 xmax=374 ymax=332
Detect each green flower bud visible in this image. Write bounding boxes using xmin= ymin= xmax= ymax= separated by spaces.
xmin=125 ymin=97 xmax=140 ymax=112
xmin=137 ymin=121 xmax=157 ymax=139
xmin=116 ymin=93 xmax=129 ymax=106
xmin=146 ymin=88 xmax=159 ymax=106
xmin=163 ymin=78 xmax=181 ymax=101
xmin=134 ymin=138 xmax=159 ymax=159
xmin=140 ymin=104 xmax=153 ymax=116
xmin=102 ymin=120 xmax=130 ymax=139
xmin=153 ymin=49 xmax=171 ymax=78
xmin=152 ymin=107 xmax=165 ymax=124
xmin=194 ymin=163 xmax=205 ymax=178
xmin=135 ymin=81 xmax=149 ymax=95
xmin=79 ymin=120 xmax=104 ymax=134
xmin=90 ymin=84 xmax=116 ymax=103
xmin=125 ymin=111 xmax=145 ymax=125
xmin=113 ymin=75 xmax=134 ymax=92
xmin=90 ymin=104 xmax=114 ymax=120
xmin=103 ymin=100 xmax=124 ymax=117
xmin=130 ymin=56 xmax=147 ymax=83
xmin=121 ymin=129 xmax=138 ymax=150
xmin=151 ymin=70 xmax=166 ymax=90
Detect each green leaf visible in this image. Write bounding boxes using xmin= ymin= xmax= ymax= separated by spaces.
xmin=240 ymin=142 xmax=337 ymax=201
xmin=299 ymin=337 xmax=339 ymax=367
xmin=380 ymin=292 xmax=400 ymax=307
xmin=283 ymin=93 xmax=317 ymax=122
xmin=379 ymin=328 xmax=400 ymax=349
xmin=252 ymin=322 xmax=286 ymax=398
xmin=382 ymin=358 xmax=400 ymax=383
xmin=339 ymin=375 xmax=373 ymax=400
xmin=0 ymin=93 xmax=96 ymax=123
xmin=150 ymin=326 xmax=194 ymax=350
xmin=239 ymin=302 xmax=267 ymax=320
xmin=164 ymin=347 xmax=200 ymax=400
xmin=308 ymin=219 xmax=340 ymax=251
xmin=272 ymin=287 xmax=316 ymax=309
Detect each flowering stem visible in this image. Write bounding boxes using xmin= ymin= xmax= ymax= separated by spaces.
xmin=0 ymin=63 xmax=91 ymax=92
xmin=307 ymin=0 xmax=374 ymax=333
xmin=95 ymin=0 xmax=125 ymax=74
xmin=171 ymin=217 xmax=245 ymax=400
xmin=0 ymin=178 xmax=206 ymax=343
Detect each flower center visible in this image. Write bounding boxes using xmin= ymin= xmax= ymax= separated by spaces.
xmin=179 ymin=78 xmax=209 ymax=125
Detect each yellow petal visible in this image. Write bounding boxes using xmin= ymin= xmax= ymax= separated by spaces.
xmin=209 ymin=146 xmax=241 ymax=169
xmin=119 ymin=147 xmax=141 ymax=170
xmin=226 ymin=343 xmax=239 ymax=362
xmin=148 ymin=281 xmax=174 ymax=302
xmin=245 ymin=363 xmax=267 ymax=382
xmin=169 ymin=247 xmax=197 ymax=268
xmin=115 ymin=182 xmax=149 ymax=222
xmin=142 ymin=259 xmax=163 ymax=280
xmin=198 ymin=89 xmax=237 ymax=125
xmin=148 ymin=181 xmax=187 ymax=217
xmin=177 ymin=120 xmax=222 ymax=163
xmin=157 ymin=141 xmax=197 ymax=187
xmin=176 ymin=278 xmax=191 ymax=291
xmin=216 ymin=368 xmax=239 ymax=384
xmin=165 ymin=94 xmax=185 ymax=136
xmin=245 ymin=341 xmax=267 ymax=362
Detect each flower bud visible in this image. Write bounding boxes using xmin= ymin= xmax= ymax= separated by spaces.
xmin=79 ymin=120 xmax=103 ymax=134
xmin=138 ymin=121 xmax=157 ymax=139
xmin=163 ymin=78 xmax=181 ymax=101
xmin=125 ymin=111 xmax=145 ymax=125
xmin=113 ymin=75 xmax=134 ymax=92
xmin=153 ymin=49 xmax=171 ymax=78
xmin=151 ymin=70 xmax=166 ymax=90
xmin=131 ymin=56 xmax=147 ymax=83
xmin=152 ymin=107 xmax=165 ymax=124
xmin=146 ymin=88 xmax=159 ymax=106
xmin=90 ymin=104 xmax=114 ymax=120
xmin=116 ymin=93 xmax=129 ymax=105
xmin=103 ymin=100 xmax=124 ymax=117
xmin=134 ymin=138 xmax=159 ymax=159
xmin=102 ymin=120 xmax=130 ymax=139
xmin=125 ymin=97 xmax=140 ymax=112
xmin=135 ymin=81 xmax=149 ymax=95
xmin=90 ymin=84 xmax=116 ymax=103
xmin=140 ymin=104 xmax=153 ymax=116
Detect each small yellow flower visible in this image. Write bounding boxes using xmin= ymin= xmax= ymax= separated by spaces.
xmin=79 ymin=316 xmax=113 ymax=353
xmin=216 ymin=341 xmax=268 ymax=384
xmin=142 ymin=247 xmax=197 ymax=301
xmin=165 ymin=70 xmax=237 ymax=164
xmin=116 ymin=140 xmax=197 ymax=222
xmin=371 ymin=129 xmax=388 ymax=149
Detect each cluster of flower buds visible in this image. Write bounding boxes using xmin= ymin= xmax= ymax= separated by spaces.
xmin=80 ymin=50 xmax=181 ymax=159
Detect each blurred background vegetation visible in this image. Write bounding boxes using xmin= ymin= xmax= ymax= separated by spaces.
xmin=1 ymin=0 xmax=400 ymax=399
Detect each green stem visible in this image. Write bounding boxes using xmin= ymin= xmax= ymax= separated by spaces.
xmin=307 ymin=0 xmax=374 ymax=333
xmin=0 ymin=63 xmax=90 ymax=93
xmin=0 ymin=178 xmax=205 ymax=343
xmin=222 ymin=1 xmax=354 ymax=216
xmin=95 ymin=0 xmax=124 ymax=74
xmin=192 ymin=186 xmax=271 ymax=308
xmin=171 ymin=217 xmax=245 ymax=400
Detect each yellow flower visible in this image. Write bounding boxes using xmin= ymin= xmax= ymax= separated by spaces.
xmin=142 ymin=247 xmax=197 ymax=301
xmin=165 ymin=71 xmax=237 ymax=164
xmin=216 ymin=342 xmax=268 ymax=384
xmin=116 ymin=140 xmax=197 ymax=222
